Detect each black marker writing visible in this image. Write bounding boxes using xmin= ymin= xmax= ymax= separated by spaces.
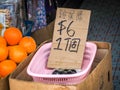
xmin=57 ymin=20 xmax=66 ymax=35
xmin=66 ymin=21 xmax=75 ymax=37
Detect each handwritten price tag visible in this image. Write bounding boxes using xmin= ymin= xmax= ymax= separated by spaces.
xmin=47 ymin=8 xmax=91 ymax=69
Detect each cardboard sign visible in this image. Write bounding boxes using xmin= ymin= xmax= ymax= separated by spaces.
xmin=47 ymin=8 xmax=91 ymax=69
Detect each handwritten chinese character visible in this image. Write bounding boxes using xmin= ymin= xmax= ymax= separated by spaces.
xmin=69 ymin=38 xmax=80 ymax=52
xmin=67 ymin=10 xmax=75 ymax=20
xmin=59 ymin=9 xmax=67 ymax=19
xmin=76 ymin=11 xmax=83 ymax=21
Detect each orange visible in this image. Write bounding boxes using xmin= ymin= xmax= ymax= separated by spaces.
xmin=0 ymin=36 xmax=7 ymax=46
xmin=0 ymin=45 xmax=8 ymax=61
xmin=19 ymin=36 xmax=36 ymax=54
xmin=0 ymin=60 xmax=17 ymax=77
xmin=4 ymin=27 xmax=22 ymax=45
xmin=9 ymin=45 xmax=27 ymax=64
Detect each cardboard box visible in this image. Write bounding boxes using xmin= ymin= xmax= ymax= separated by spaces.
xmin=31 ymin=21 xmax=54 ymax=46
xmin=9 ymin=21 xmax=113 ymax=90
xmin=0 ymin=76 xmax=9 ymax=90
xmin=9 ymin=40 xmax=113 ymax=90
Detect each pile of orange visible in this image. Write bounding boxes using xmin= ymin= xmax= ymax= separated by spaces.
xmin=0 ymin=27 xmax=36 ymax=78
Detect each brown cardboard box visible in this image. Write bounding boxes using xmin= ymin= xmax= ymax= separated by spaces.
xmin=0 ymin=76 xmax=9 ymax=90
xmin=9 ymin=40 xmax=113 ymax=90
xmin=31 ymin=21 xmax=54 ymax=46
xmin=9 ymin=21 xmax=113 ymax=90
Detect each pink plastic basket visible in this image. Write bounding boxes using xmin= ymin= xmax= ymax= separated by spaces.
xmin=27 ymin=42 xmax=97 ymax=85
